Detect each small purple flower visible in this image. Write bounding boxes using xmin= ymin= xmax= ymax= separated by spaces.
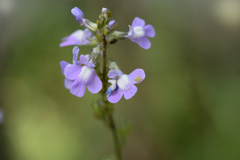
xmin=60 ymin=29 xmax=92 ymax=47
xmin=71 ymin=7 xmax=97 ymax=31
xmin=107 ymin=68 xmax=145 ymax=103
xmin=71 ymin=7 xmax=85 ymax=24
xmin=62 ymin=46 xmax=102 ymax=97
xmin=125 ymin=17 xmax=155 ymax=49
xmin=108 ymin=20 xmax=116 ymax=30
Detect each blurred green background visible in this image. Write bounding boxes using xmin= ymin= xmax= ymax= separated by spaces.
xmin=1 ymin=0 xmax=240 ymax=159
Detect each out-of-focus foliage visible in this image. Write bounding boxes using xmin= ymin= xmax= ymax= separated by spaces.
xmin=1 ymin=0 xmax=240 ymax=160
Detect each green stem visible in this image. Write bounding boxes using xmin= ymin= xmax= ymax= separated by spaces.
xmin=102 ymin=35 xmax=107 ymax=96
xmin=102 ymin=36 xmax=122 ymax=160
xmin=108 ymin=115 xmax=122 ymax=160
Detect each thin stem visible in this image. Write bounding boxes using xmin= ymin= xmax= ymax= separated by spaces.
xmin=101 ymin=36 xmax=122 ymax=159
xmin=102 ymin=35 xmax=107 ymax=95
xmin=108 ymin=115 xmax=122 ymax=160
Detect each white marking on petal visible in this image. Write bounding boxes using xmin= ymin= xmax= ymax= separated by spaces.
xmin=108 ymin=79 xmax=117 ymax=90
xmin=133 ymin=26 xmax=145 ymax=38
xmin=117 ymin=75 xmax=131 ymax=91
xmin=78 ymin=66 xmax=94 ymax=84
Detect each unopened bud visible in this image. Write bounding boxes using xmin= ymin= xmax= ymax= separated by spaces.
xmin=96 ymin=32 xmax=103 ymax=42
xmin=102 ymin=8 xmax=108 ymax=13
xmin=101 ymin=7 xmax=111 ymax=19
xmin=107 ymin=10 xmax=112 ymax=17
xmin=108 ymin=20 xmax=117 ymax=31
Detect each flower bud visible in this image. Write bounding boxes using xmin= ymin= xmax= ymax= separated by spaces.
xmin=71 ymin=7 xmax=84 ymax=24
xmin=108 ymin=20 xmax=117 ymax=31
xmin=96 ymin=31 xmax=103 ymax=42
xmin=101 ymin=7 xmax=111 ymax=19
xmin=102 ymin=8 xmax=108 ymax=13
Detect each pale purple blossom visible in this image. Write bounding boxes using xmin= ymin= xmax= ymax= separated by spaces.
xmin=62 ymin=46 xmax=102 ymax=97
xmin=107 ymin=68 xmax=145 ymax=103
xmin=60 ymin=29 xmax=92 ymax=47
xmin=71 ymin=7 xmax=85 ymax=24
xmin=125 ymin=17 xmax=155 ymax=49
xmin=71 ymin=7 xmax=97 ymax=31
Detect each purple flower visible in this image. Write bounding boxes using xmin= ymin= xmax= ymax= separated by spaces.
xmin=107 ymin=68 xmax=145 ymax=103
xmin=125 ymin=17 xmax=155 ymax=49
xmin=71 ymin=7 xmax=97 ymax=31
xmin=71 ymin=7 xmax=85 ymax=24
xmin=60 ymin=29 xmax=92 ymax=47
xmin=62 ymin=46 xmax=102 ymax=97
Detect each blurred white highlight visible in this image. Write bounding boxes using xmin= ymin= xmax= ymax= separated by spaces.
xmin=214 ymin=0 xmax=240 ymax=27
xmin=0 ymin=0 xmax=14 ymax=15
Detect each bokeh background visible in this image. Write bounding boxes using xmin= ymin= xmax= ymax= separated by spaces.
xmin=1 ymin=0 xmax=240 ymax=159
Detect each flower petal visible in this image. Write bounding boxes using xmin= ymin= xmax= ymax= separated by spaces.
xmin=83 ymin=28 xmax=92 ymax=41
xmin=60 ymin=30 xmax=85 ymax=47
xmin=70 ymin=79 xmax=86 ymax=97
xmin=71 ymin=7 xmax=84 ymax=23
xmin=87 ymin=71 xmax=102 ymax=93
xmin=123 ymin=85 xmax=138 ymax=100
xmin=144 ymin=25 xmax=155 ymax=38
xmin=59 ymin=37 xmax=80 ymax=47
xmin=72 ymin=46 xmax=79 ymax=64
xmin=64 ymin=65 xmax=82 ymax=80
xmin=125 ymin=26 xmax=134 ymax=39
xmin=108 ymin=70 xmax=119 ymax=79
xmin=131 ymin=37 xmax=151 ymax=49
xmin=132 ymin=17 xmax=145 ymax=27
xmin=108 ymin=20 xmax=116 ymax=30
xmin=107 ymin=89 xmax=123 ymax=103
xmin=129 ymin=69 xmax=146 ymax=84
xmin=64 ymin=78 xmax=73 ymax=89
xmin=80 ymin=54 xmax=88 ymax=65
xmin=60 ymin=61 xmax=69 ymax=75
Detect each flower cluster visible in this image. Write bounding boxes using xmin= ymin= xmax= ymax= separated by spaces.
xmin=60 ymin=7 xmax=155 ymax=103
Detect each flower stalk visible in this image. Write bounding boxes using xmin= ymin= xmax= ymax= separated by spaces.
xmin=108 ymin=115 xmax=122 ymax=160
xmin=102 ymin=34 xmax=122 ymax=160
